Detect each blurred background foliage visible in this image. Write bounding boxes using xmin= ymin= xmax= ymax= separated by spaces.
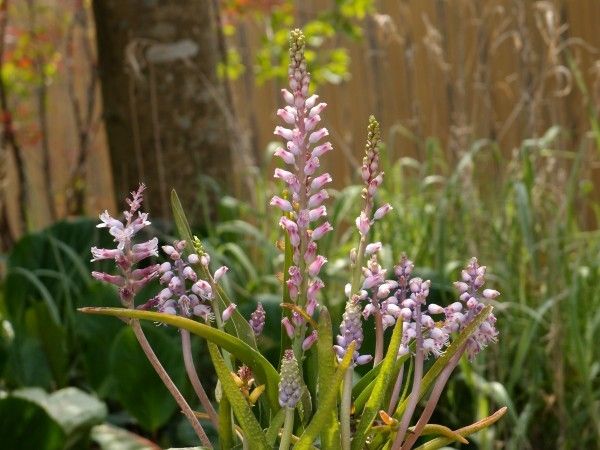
xmin=1 ymin=0 xmax=600 ymax=449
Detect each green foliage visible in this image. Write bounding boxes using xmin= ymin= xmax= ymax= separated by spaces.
xmin=79 ymin=306 xmax=281 ymax=412
xmin=110 ymin=325 xmax=187 ymax=432
xmin=0 ymin=387 xmax=107 ymax=450
xmin=222 ymin=0 xmax=375 ymax=86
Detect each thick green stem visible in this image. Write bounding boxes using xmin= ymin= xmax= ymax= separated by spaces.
xmin=279 ymin=408 xmax=295 ymax=450
xmin=340 ymin=368 xmax=354 ymax=450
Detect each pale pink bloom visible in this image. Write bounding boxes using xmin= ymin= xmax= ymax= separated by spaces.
xmin=309 ymin=128 xmax=329 ymax=144
xmin=308 ymin=255 xmax=327 ymax=277
xmin=274 ymin=126 xmax=294 ymax=141
xmin=222 ymin=304 xmax=237 ymax=322
xmin=302 ymin=330 xmax=318 ymax=351
xmin=214 ymin=266 xmax=229 ymax=282
xmin=374 ymin=203 xmax=393 ymax=220
xmin=311 ymin=222 xmax=333 ymax=241
xmin=310 ymin=173 xmax=332 ymax=192
xmin=270 ymin=196 xmax=293 ymax=212
xmin=274 ymin=147 xmax=296 ymax=165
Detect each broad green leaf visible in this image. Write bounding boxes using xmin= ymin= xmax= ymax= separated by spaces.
xmin=394 ymin=305 xmax=494 ymax=419
xmin=294 ymin=341 xmax=356 ymax=449
xmin=91 ymin=423 xmax=159 ymax=450
xmin=109 ymin=325 xmax=186 ymax=432
xmin=316 ymin=307 xmax=340 ymax=450
xmin=351 ymin=315 xmax=404 ymax=450
xmin=413 ymin=407 xmax=507 ymax=450
xmin=208 ymin=342 xmax=268 ymax=449
xmin=0 ymin=395 xmax=66 ymax=450
xmin=79 ymin=307 xmax=280 ymax=411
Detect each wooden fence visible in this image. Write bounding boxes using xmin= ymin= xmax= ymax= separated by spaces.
xmin=5 ymin=0 xmax=600 ymax=236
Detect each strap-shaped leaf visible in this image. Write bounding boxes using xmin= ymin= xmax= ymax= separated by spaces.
xmin=218 ymin=396 xmax=234 ymax=450
xmin=316 ymin=307 xmax=340 ymax=450
xmin=351 ymin=315 xmax=404 ymax=450
xmin=265 ymin=408 xmax=286 ymax=447
xmin=413 ymin=407 xmax=507 ymax=450
xmin=293 ymin=341 xmax=356 ymax=449
xmin=394 ymin=305 xmax=494 ymax=419
xmin=171 ymin=190 xmax=257 ymax=350
xmin=79 ymin=307 xmax=280 ymax=411
xmin=353 ymin=355 xmax=409 ymax=415
xmin=208 ymin=342 xmax=268 ymax=449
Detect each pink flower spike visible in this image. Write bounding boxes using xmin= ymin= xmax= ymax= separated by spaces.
xmin=308 ymin=190 xmax=329 ymax=208
xmin=308 ymin=255 xmax=327 ymax=277
xmin=274 ymin=126 xmax=294 ymax=141
xmin=274 ymin=147 xmax=295 ymax=165
xmin=310 ymin=173 xmax=332 ymax=192
xmin=302 ymin=331 xmax=319 ymax=351
xmin=309 ymin=128 xmax=329 ymax=144
xmin=309 ymin=102 xmax=327 ymax=118
xmin=309 ymin=205 xmax=327 ymax=222
xmin=222 ymin=304 xmax=237 ymax=322
xmin=277 ymin=108 xmax=296 ymax=124
xmin=270 ymin=196 xmax=293 ymax=212
xmin=214 ymin=266 xmax=229 ymax=282
xmin=282 ymin=317 xmax=295 ymax=338
xmin=311 ymin=142 xmax=333 ymax=159
xmin=92 ymin=271 xmax=125 ymax=287
xmin=311 ymin=222 xmax=333 ymax=241
xmin=374 ymin=203 xmax=393 ymax=220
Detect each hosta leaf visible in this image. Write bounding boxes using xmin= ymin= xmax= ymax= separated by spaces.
xmin=351 ymin=315 xmax=404 ymax=450
xmin=293 ymin=341 xmax=356 ymax=449
xmin=208 ymin=342 xmax=268 ymax=449
xmin=79 ymin=307 xmax=280 ymax=411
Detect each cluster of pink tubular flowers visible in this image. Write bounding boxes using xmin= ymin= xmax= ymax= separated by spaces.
xmin=271 ymin=29 xmax=332 ymax=349
xmin=138 ymin=240 xmax=235 ymax=324
xmin=90 ymin=184 xmax=160 ymax=306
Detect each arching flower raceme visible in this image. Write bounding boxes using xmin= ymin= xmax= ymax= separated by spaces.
xmin=91 ymin=184 xmax=159 ymax=306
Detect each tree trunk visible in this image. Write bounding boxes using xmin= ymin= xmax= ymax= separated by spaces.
xmin=92 ymin=0 xmax=234 ymax=220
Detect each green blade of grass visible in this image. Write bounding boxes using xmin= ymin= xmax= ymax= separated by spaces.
xmin=208 ymin=342 xmax=268 ymax=449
